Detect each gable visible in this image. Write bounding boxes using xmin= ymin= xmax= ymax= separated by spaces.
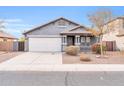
xmin=60 ymin=26 xmax=93 ymax=35
xmin=70 ymin=26 xmax=88 ymax=32
xmin=24 ymin=18 xmax=80 ymax=36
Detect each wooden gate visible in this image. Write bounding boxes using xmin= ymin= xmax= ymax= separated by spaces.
xmin=18 ymin=41 xmax=25 ymax=51
xmin=103 ymin=41 xmax=116 ymax=51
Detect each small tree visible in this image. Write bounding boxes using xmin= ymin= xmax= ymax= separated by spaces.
xmin=18 ymin=37 xmax=26 ymax=42
xmin=87 ymin=9 xmax=114 ymax=56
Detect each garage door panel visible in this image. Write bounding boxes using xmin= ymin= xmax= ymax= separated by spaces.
xmin=29 ymin=38 xmax=61 ymax=52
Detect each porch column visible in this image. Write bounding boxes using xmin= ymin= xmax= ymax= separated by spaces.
xmin=62 ymin=35 xmax=67 ymax=45
xmin=75 ymin=35 xmax=80 ymax=45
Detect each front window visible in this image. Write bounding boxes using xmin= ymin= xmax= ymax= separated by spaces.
xmin=86 ymin=37 xmax=90 ymax=43
xmin=81 ymin=37 xmax=85 ymax=43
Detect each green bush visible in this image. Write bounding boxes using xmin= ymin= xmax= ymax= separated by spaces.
xmin=91 ymin=43 xmax=106 ymax=54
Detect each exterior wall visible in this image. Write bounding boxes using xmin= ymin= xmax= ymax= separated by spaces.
xmin=26 ymin=19 xmax=78 ymax=36
xmin=104 ymin=19 xmax=121 ymax=32
xmin=0 ymin=41 xmax=13 ymax=51
xmin=0 ymin=37 xmax=15 ymax=51
xmin=0 ymin=38 xmax=3 ymax=41
xmin=103 ymin=31 xmax=124 ymax=51
xmin=103 ymin=18 xmax=124 ymax=51
xmin=62 ymin=45 xmax=67 ymax=51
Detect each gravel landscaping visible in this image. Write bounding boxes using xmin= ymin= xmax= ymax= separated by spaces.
xmin=63 ymin=51 xmax=124 ymax=64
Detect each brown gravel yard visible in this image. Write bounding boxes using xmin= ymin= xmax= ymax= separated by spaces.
xmin=63 ymin=51 xmax=124 ymax=64
xmin=0 ymin=52 xmax=23 ymax=63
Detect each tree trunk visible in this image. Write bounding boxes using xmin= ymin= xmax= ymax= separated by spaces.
xmin=100 ymin=35 xmax=103 ymax=56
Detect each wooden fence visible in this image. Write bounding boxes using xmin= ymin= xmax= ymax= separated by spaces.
xmin=0 ymin=41 xmax=25 ymax=51
xmin=0 ymin=41 xmax=13 ymax=51
xmin=103 ymin=41 xmax=116 ymax=51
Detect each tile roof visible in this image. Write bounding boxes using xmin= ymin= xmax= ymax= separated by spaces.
xmin=0 ymin=31 xmax=16 ymax=39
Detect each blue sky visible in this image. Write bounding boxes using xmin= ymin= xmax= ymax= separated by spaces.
xmin=0 ymin=6 xmax=124 ymax=38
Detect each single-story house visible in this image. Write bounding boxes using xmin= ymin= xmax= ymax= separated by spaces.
xmin=102 ymin=16 xmax=124 ymax=51
xmin=23 ymin=17 xmax=98 ymax=52
xmin=0 ymin=31 xmax=16 ymax=51
xmin=0 ymin=31 xmax=15 ymax=42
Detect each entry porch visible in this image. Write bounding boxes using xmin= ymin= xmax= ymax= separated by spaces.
xmin=61 ymin=35 xmax=97 ymax=52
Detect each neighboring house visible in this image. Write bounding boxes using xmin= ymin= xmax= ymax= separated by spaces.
xmin=102 ymin=16 xmax=124 ymax=51
xmin=0 ymin=31 xmax=16 ymax=51
xmin=0 ymin=31 xmax=15 ymax=42
xmin=23 ymin=17 xmax=97 ymax=52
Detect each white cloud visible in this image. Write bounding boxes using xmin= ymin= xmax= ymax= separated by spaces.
xmin=1 ymin=18 xmax=33 ymax=37
xmin=3 ymin=18 xmax=32 ymax=27
xmin=6 ymin=28 xmax=21 ymax=32
xmin=4 ymin=19 xmax=23 ymax=23
xmin=5 ymin=23 xmax=33 ymax=27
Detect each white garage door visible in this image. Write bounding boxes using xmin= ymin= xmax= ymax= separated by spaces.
xmin=29 ymin=37 xmax=61 ymax=52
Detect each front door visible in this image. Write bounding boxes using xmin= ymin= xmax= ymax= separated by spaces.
xmin=67 ymin=36 xmax=74 ymax=46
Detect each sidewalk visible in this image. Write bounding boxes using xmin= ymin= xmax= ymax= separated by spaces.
xmin=0 ymin=64 xmax=124 ymax=71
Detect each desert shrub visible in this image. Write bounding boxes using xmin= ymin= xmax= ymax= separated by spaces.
xmin=65 ymin=45 xmax=80 ymax=55
xmin=91 ymin=43 xmax=106 ymax=54
xmin=80 ymin=53 xmax=91 ymax=61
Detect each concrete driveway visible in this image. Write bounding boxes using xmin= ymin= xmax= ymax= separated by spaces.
xmin=0 ymin=52 xmax=62 ymax=67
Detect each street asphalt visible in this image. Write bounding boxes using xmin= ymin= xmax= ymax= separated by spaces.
xmin=0 ymin=71 xmax=124 ymax=86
